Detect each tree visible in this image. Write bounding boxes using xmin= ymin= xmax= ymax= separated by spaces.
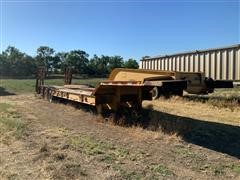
xmin=108 ymin=56 xmax=124 ymax=73
xmin=15 ymin=55 xmax=36 ymax=76
xmin=55 ymin=52 xmax=68 ymax=73
xmin=36 ymin=46 xmax=55 ymax=73
xmin=88 ymin=55 xmax=110 ymax=76
xmin=0 ymin=53 xmax=7 ymax=75
xmin=37 ymin=46 xmax=54 ymax=57
xmin=124 ymin=58 xmax=139 ymax=69
xmin=3 ymin=47 xmax=25 ymax=75
xmin=0 ymin=45 xmax=141 ymax=77
xmin=0 ymin=46 xmax=36 ymax=76
xmin=64 ymin=50 xmax=89 ymax=74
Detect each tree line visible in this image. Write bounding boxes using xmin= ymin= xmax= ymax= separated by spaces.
xmin=0 ymin=46 xmax=139 ymax=77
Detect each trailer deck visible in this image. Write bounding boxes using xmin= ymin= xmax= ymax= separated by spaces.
xmin=38 ymin=80 xmax=153 ymax=113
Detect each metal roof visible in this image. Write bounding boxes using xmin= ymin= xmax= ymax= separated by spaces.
xmin=142 ymin=44 xmax=240 ymax=60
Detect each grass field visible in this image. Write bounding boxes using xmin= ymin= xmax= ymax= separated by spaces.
xmin=0 ymin=103 xmax=26 ymax=141
xmin=0 ymin=78 xmax=239 ymax=179
xmin=0 ymin=78 xmax=105 ymax=94
xmin=0 ymin=94 xmax=239 ymax=179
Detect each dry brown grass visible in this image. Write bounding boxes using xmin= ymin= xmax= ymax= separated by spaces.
xmin=145 ymin=95 xmax=240 ymax=127
xmin=1 ymin=94 xmax=240 ymax=179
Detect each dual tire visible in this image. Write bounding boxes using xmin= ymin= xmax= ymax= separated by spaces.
xmin=151 ymin=86 xmax=183 ymax=100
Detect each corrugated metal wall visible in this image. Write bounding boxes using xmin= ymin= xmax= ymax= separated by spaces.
xmin=140 ymin=44 xmax=240 ymax=81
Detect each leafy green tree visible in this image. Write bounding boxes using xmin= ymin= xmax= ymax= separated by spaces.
xmin=88 ymin=55 xmax=110 ymax=76
xmin=108 ymin=56 xmax=124 ymax=73
xmin=55 ymin=52 xmax=68 ymax=73
xmin=124 ymin=58 xmax=139 ymax=69
xmin=0 ymin=45 xmax=141 ymax=77
xmin=0 ymin=53 xmax=8 ymax=75
xmin=3 ymin=46 xmax=24 ymax=75
xmin=15 ymin=55 xmax=36 ymax=76
xmin=64 ymin=50 xmax=89 ymax=74
xmin=88 ymin=55 xmax=100 ymax=75
xmin=36 ymin=46 xmax=55 ymax=73
xmin=1 ymin=46 xmax=36 ymax=76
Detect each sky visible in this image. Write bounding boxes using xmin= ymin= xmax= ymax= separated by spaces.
xmin=0 ymin=0 xmax=239 ymax=61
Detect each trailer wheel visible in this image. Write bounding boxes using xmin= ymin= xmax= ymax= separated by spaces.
xmin=49 ymin=95 xmax=53 ymax=103
xmin=48 ymin=91 xmax=53 ymax=103
xmin=151 ymin=87 xmax=159 ymax=100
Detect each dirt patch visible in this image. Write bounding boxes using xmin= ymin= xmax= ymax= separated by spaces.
xmin=0 ymin=94 xmax=239 ymax=179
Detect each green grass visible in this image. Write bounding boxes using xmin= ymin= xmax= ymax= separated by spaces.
xmin=52 ymin=163 xmax=88 ymax=179
xmin=69 ymin=135 xmax=129 ymax=158
xmin=211 ymin=164 xmax=226 ymax=176
xmin=230 ymin=164 xmax=240 ymax=175
xmin=173 ymin=145 xmax=208 ymax=172
xmin=0 ymin=78 xmax=105 ymax=94
xmin=150 ymin=164 xmax=173 ymax=177
xmin=112 ymin=165 xmax=141 ymax=179
xmin=70 ymin=136 xmax=106 ymax=155
xmin=0 ymin=103 xmax=26 ymax=139
xmin=0 ymin=103 xmax=12 ymax=112
xmin=68 ymin=135 xmax=150 ymax=179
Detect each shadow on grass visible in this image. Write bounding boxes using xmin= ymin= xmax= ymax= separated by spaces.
xmin=50 ymin=97 xmax=240 ymax=159
xmin=141 ymin=106 xmax=240 ymax=159
xmin=103 ymin=106 xmax=240 ymax=159
xmin=0 ymin=87 xmax=16 ymax=96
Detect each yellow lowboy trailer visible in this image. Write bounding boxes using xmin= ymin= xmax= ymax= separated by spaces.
xmin=37 ymin=80 xmax=153 ymax=113
xmin=36 ymin=67 xmax=233 ymax=113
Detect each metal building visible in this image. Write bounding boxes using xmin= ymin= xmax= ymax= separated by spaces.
xmin=140 ymin=44 xmax=240 ymax=81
